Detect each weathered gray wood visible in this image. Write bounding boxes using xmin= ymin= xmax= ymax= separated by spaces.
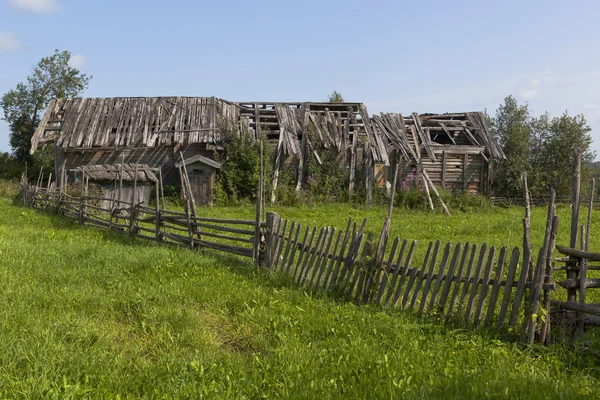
xmin=322 ymin=228 xmax=344 ymax=288
xmin=281 ymin=222 xmax=297 ymax=272
xmin=541 ymin=214 xmax=559 ymax=344
xmin=302 ymin=228 xmax=327 ymax=285
xmin=293 ymin=227 xmax=315 ymax=282
xmin=376 ymin=237 xmax=400 ymax=304
xmin=410 ymin=241 xmax=439 ymax=312
xmin=328 ymin=219 xmax=353 ymax=288
xmin=571 ymin=150 xmax=582 ymax=250
xmin=419 ymin=241 xmax=449 ymax=314
xmin=312 ymin=227 xmax=336 ymax=289
xmin=285 ymin=223 xmax=303 ymax=275
xmin=496 ymin=248 xmax=521 ymax=330
xmin=484 ymin=247 xmax=508 ymax=327
xmin=383 ymin=239 xmax=408 ymax=306
xmin=464 ymin=244 xmax=488 ymax=323
xmin=474 ymin=247 xmax=497 ymax=327
xmin=346 ymin=233 xmax=368 ymax=299
xmin=254 ymin=124 xmax=264 ymax=263
xmin=551 ymin=301 xmax=600 ymax=316
xmin=437 ymin=242 xmax=464 ymax=314
xmin=458 ymin=244 xmax=478 ymax=307
xmin=393 ymin=241 xmax=417 ymax=308
xmin=266 ymin=212 xmax=282 ymax=268
xmin=555 ymin=246 xmax=600 ymax=261
xmin=428 ymin=243 xmax=458 ymax=312
xmin=273 ymin=219 xmax=288 ymax=270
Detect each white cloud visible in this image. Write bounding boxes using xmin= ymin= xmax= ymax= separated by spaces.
xmin=585 ymin=104 xmax=600 ymax=110
xmin=0 ymin=32 xmax=19 ymax=51
xmin=519 ymin=78 xmax=542 ymax=100
xmin=68 ymin=54 xmax=86 ymax=69
xmin=8 ymin=0 xmax=61 ymax=13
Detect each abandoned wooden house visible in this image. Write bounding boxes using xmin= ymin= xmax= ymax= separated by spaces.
xmin=30 ymin=96 xmax=505 ymax=206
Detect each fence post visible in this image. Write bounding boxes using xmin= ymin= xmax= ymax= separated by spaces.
xmin=265 ymin=212 xmax=281 ymax=268
xmin=78 ymin=171 xmax=84 ymax=224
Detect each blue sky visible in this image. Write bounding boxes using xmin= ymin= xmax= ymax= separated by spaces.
xmin=1 ymin=0 xmax=600 ymax=157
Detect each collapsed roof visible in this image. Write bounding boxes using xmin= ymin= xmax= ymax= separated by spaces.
xmin=31 ymin=96 xmax=505 ymax=164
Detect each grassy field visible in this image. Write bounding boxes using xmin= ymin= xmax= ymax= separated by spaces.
xmin=1 ymin=197 xmax=600 ymax=398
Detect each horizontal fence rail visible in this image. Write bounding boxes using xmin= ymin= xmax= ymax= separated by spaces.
xmin=20 ymin=182 xmax=261 ymax=260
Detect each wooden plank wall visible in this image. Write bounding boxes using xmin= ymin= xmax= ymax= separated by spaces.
xmin=395 ymin=153 xmax=487 ymax=195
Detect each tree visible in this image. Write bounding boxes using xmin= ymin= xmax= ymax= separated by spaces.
xmin=492 ymin=96 xmax=533 ymax=197
xmin=326 ymin=90 xmax=345 ymax=103
xmin=1 ymin=50 xmax=91 ymax=164
xmin=536 ymin=112 xmax=595 ymax=197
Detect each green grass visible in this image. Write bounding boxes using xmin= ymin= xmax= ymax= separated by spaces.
xmin=1 ymin=198 xmax=600 ymax=398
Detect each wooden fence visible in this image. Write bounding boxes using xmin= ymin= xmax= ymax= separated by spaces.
xmin=262 ymin=211 xmax=556 ymax=344
xmin=21 ymin=180 xmax=261 ymax=259
xmin=21 ymin=174 xmax=564 ymax=345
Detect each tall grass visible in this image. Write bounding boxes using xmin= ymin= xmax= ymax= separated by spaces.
xmin=0 ymin=198 xmax=599 ymax=398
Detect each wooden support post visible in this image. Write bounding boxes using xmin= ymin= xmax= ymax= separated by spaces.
xmin=522 ymin=173 xmax=533 ymax=281
xmin=270 ymin=137 xmax=284 ymax=206
xmin=155 ymin=180 xmax=161 ymax=241
xmin=179 ymin=166 xmax=194 ymax=249
xmin=578 ymin=178 xmax=595 ymax=339
xmin=526 ymin=188 xmax=555 ymax=344
xmin=462 ymin=154 xmax=468 ymax=191
xmin=568 ymin=151 xmax=581 ymax=305
xmin=78 ymin=171 xmax=84 ymax=225
xmin=254 ymin=127 xmax=264 ymax=264
xmin=540 ymin=215 xmax=559 ymax=344
xmin=365 ymin=144 xmax=373 ymax=209
xmin=179 ymin=152 xmax=201 ymax=240
xmin=441 ymin=151 xmax=447 ymax=188
xmin=349 ymin=124 xmax=357 ymax=195
xmin=129 ymin=164 xmax=138 ymax=234
xmin=296 ymin=103 xmax=308 ymax=192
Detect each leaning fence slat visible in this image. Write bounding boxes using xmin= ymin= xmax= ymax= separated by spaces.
xmin=465 ymin=244 xmax=487 ymax=323
xmin=484 ymin=247 xmax=508 ymax=327
xmin=496 ymin=247 xmax=521 ymax=330
xmin=409 ymin=241 xmax=437 ymax=312
xmin=283 ymin=223 xmax=301 ymax=275
xmin=303 ymin=228 xmax=328 ymax=285
xmin=322 ymin=228 xmax=344 ymax=288
xmin=294 ymin=227 xmax=316 ymax=282
xmin=273 ymin=219 xmax=288 ymax=270
xmin=327 ymin=219 xmax=353 ymax=289
xmin=458 ymin=244 xmax=479 ymax=309
xmin=391 ymin=241 xmax=417 ymax=308
xmin=312 ymin=227 xmax=336 ymax=289
xmin=474 ymin=247 xmax=497 ymax=327
xmin=291 ymin=226 xmax=311 ymax=279
xmin=383 ymin=239 xmax=408 ymax=306
xmin=376 ymin=237 xmax=400 ymax=304
xmin=417 ymin=240 xmax=443 ymax=314
xmin=427 ymin=242 xmax=454 ymax=312
xmin=438 ymin=243 xmax=464 ymax=314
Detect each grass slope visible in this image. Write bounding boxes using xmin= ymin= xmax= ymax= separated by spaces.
xmin=0 ymin=198 xmax=599 ymax=398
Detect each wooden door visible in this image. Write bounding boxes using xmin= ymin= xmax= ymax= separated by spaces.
xmin=188 ymin=175 xmax=210 ymax=206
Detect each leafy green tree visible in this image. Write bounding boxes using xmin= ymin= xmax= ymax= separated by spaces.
xmin=1 ymin=50 xmax=91 ymax=164
xmin=492 ymin=96 xmax=533 ymax=197
xmin=326 ymin=91 xmax=345 ymax=103
xmin=537 ymin=112 xmax=595 ymax=197
xmin=214 ymin=123 xmax=272 ymax=203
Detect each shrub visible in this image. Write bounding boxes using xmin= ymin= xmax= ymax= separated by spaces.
xmin=0 ymin=179 xmax=19 ymax=198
